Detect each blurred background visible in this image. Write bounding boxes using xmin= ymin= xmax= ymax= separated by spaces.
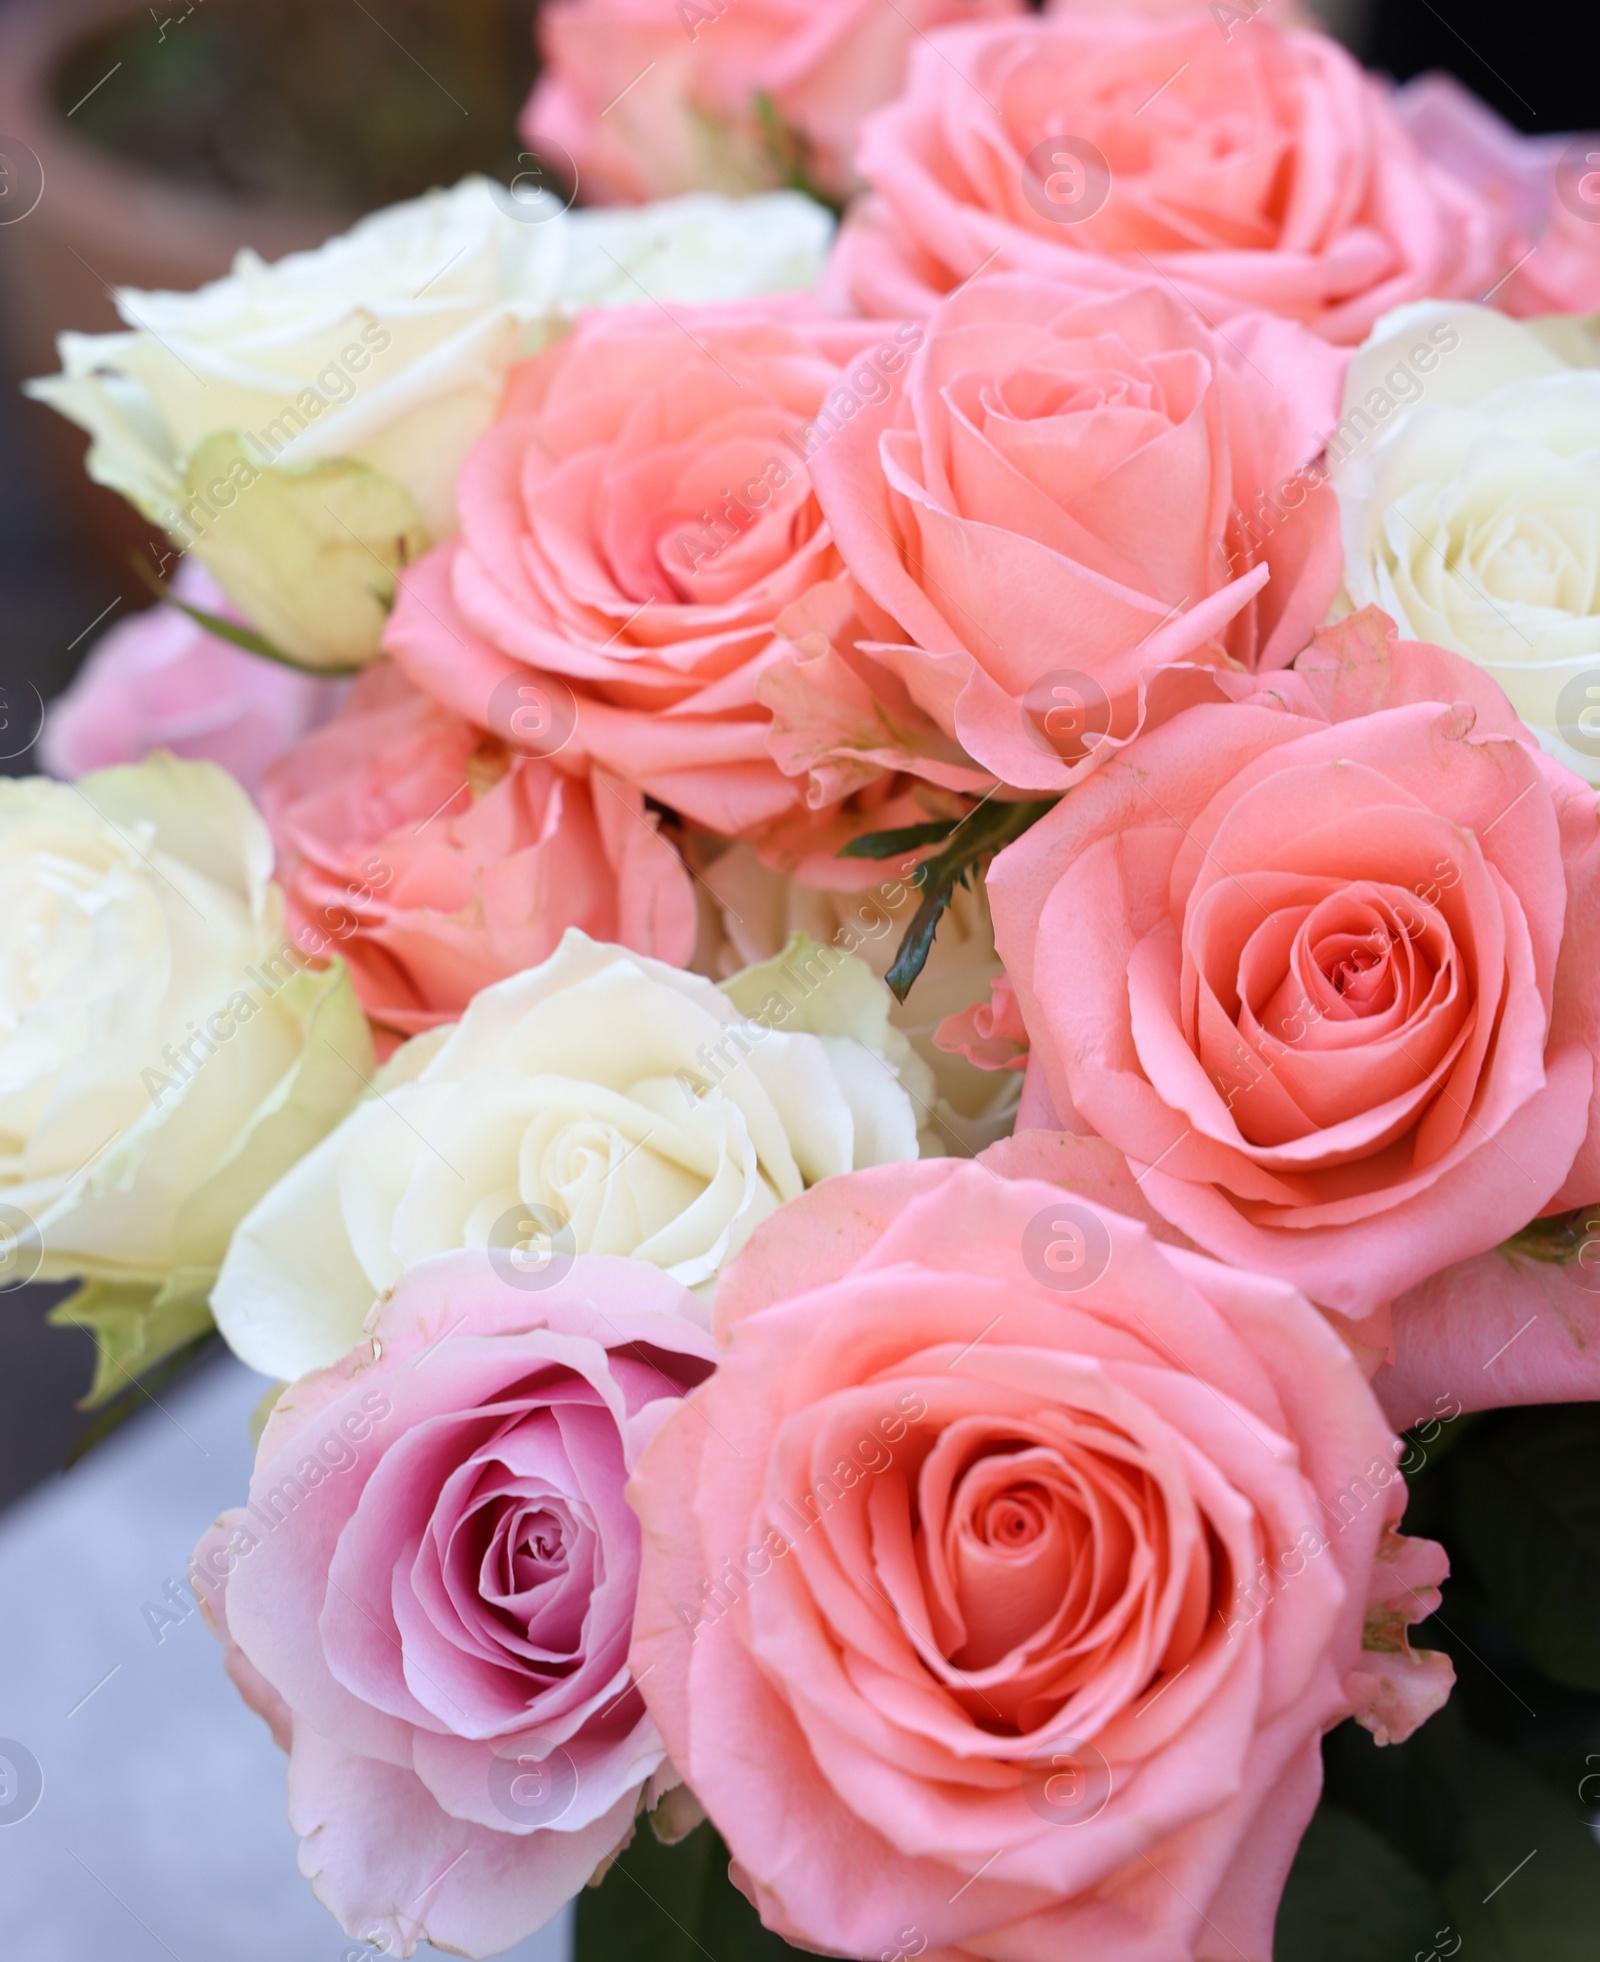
xmin=0 ymin=0 xmax=541 ymax=1507
xmin=0 ymin=0 xmax=1593 ymax=1955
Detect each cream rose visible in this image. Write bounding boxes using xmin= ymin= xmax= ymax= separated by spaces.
xmin=0 ymin=757 xmax=370 ymax=1377
xmin=212 ymin=930 xmax=928 ymax=1381
xmin=694 ymin=843 xmax=1021 ymax=1152
xmin=1332 ymin=300 xmax=1600 ymax=782
xmin=25 ymin=180 xmax=833 ymax=671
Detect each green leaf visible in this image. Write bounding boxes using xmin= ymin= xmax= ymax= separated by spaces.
xmin=63 ymin=1330 xmax=220 ymax=1468
xmin=1449 ymin=1405 xmax=1600 ymax=1693
xmin=882 ymin=798 xmax=1056 ymax=1001
xmin=838 ymin=818 xmax=965 ymax=861
xmin=577 ymin=1819 xmax=804 ymax=1962
xmin=177 ymin=433 xmax=426 ymax=670
xmin=1275 ymin=1805 xmax=1442 ymax=1961
xmin=127 ymin=551 xmax=335 ymax=672
xmin=1500 ymin=1205 xmax=1600 ymax=1267
xmin=1437 ymin=1737 xmax=1600 ymax=1962
xmin=50 ymin=1270 xmax=217 ymax=1411
xmin=750 ymin=92 xmax=843 ymax=214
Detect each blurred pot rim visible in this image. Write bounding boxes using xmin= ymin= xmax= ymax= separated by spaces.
xmin=0 ymin=0 xmax=354 ymax=278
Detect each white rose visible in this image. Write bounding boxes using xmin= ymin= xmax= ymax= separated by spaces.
xmin=212 ymin=929 xmax=925 ymax=1381
xmin=1331 ymin=300 xmax=1600 ymax=782
xmin=25 ymin=180 xmax=833 ymax=671
xmin=694 ymin=843 xmax=1022 ymax=1153
xmin=0 ymin=757 xmax=371 ymax=1386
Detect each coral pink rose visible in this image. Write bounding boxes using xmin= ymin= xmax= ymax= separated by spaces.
xmin=936 ymin=969 xmax=1030 ymax=1073
xmin=384 ymin=303 xmax=927 ymax=838
xmin=41 ymin=564 xmax=342 ymax=794
xmin=261 ymin=664 xmax=695 ymax=1039
xmin=631 ymin=1157 xmax=1450 ymax=1961
xmin=194 ymin=1250 xmax=715 ymax=1959
xmin=524 ymin=0 xmax=1021 ymax=207
xmin=982 ymin=1126 xmax=1600 ymax=1476
xmin=825 ymin=14 xmax=1503 ymax=344
xmin=799 ymin=272 xmax=1347 ymax=793
xmin=1393 ymin=73 xmax=1600 ymax=315
xmin=987 ymin=610 xmax=1600 ymax=1330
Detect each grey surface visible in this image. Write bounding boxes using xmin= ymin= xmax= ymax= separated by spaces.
xmin=0 ymin=1351 xmax=575 ymax=1962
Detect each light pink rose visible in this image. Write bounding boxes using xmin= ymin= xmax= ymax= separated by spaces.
xmin=384 ymin=302 xmax=928 ymax=840
xmin=1391 ymin=72 xmax=1563 ymax=238
xmin=41 ymin=564 xmax=342 ymax=795
xmin=982 ymin=1126 xmax=1600 ymax=1484
xmin=630 ymin=1157 xmax=1450 ymax=1962
xmin=799 ymin=272 xmax=1347 ymax=793
xmin=261 ymin=664 xmax=695 ymax=1039
xmin=1393 ymin=72 xmax=1600 ymax=315
xmin=193 ymin=1251 xmax=716 ymax=1960
xmin=524 ymin=0 xmax=1022 ymax=207
xmin=936 ymin=970 xmax=1030 ymax=1073
xmin=1375 ymin=1228 xmax=1600 ymax=1431
xmin=824 ymin=14 xmax=1504 ymax=344
xmin=987 ymin=609 xmax=1600 ymax=1332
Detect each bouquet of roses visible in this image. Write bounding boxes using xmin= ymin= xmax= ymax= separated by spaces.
xmin=12 ymin=1 xmax=1600 ymax=1955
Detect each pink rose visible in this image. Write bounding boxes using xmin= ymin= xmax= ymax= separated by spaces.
xmin=631 ymin=1157 xmax=1450 ymax=1961
xmin=384 ymin=303 xmax=924 ymax=839
xmin=936 ymin=969 xmax=1030 ymax=1073
xmin=41 ymin=564 xmax=342 ymax=795
xmin=1391 ymin=73 xmax=1563 ymax=238
xmin=800 ymin=272 xmax=1346 ymax=793
xmin=524 ymin=0 xmax=1021 ymax=207
xmin=1377 ymin=1226 xmax=1600 ymax=1430
xmin=262 ymin=664 xmax=695 ymax=1039
xmin=987 ymin=610 xmax=1600 ymax=1330
xmin=1393 ymin=73 xmax=1600 ymax=315
xmin=983 ymin=1127 xmax=1600 ymax=1482
xmin=825 ymin=14 xmax=1503 ymax=343
xmin=194 ymin=1251 xmax=716 ymax=1959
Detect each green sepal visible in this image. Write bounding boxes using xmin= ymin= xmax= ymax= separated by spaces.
xmin=871 ymin=798 xmax=1056 ymax=1001
xmin=50 ymin=1268 xmax=217 ymax=1413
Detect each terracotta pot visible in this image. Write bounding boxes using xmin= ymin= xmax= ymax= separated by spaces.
xmin=0 ymin=0 xmax=354 ymax=569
